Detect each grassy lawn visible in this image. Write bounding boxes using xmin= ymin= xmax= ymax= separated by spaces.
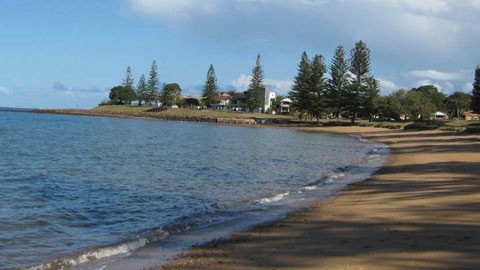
xmin=91 ymin=105 xmax=292 ymax=119
xmin=90 ymin=106 xmax=480 ymax=131
xmin=288 ymin=118 xmax=409 ymax=129
xmin=441 ymin=119 xmax=480 ymax=132
xmin=91 ymin=105 xmax=152 ymax=113
xmin=443 ymin=119 xmax=477 ymax=127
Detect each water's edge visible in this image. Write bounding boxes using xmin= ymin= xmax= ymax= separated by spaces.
xmin=71 ymin=139 xmax=388 ymax=270
xmin=5 ymin=111 xmax=389 ymax=270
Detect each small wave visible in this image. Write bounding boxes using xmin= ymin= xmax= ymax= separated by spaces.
xmin=330 ymin=173 xmax=345 ymax=179
xmin=301 ymin=172 xmax=346 ymax=189
xmin=297 ymin=185 xmax=317 ymax=193
xmin=27 ymin=231 xmax=170 ymax=270
xmin=349 ymin=134 xmax=368 ymax=142
xmin=324 ymin=172 xmax=345 ymax=183
xmin=256 ymin=192 xmax=290 ymax=204
xmin=325 ymin=173 xmax=345 ymax=184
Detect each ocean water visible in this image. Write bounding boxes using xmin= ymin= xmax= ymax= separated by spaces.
xmin=0 ymin=111 xmax=388 ymax=270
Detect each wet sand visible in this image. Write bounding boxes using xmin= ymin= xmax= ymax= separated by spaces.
xmin=159 ymin=127 xmax=480 ymax=270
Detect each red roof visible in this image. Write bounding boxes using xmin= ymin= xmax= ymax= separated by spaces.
xmin=217 ymin=95 xmax=232 ymax=101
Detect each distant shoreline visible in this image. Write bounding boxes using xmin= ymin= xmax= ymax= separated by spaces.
xmin=30 ymin=108 xmax=313 ymax=127
xmin=0 ymin=107 xmax=35 ymax=113
xmin=29 ymin=108 xmax=410 ymax=132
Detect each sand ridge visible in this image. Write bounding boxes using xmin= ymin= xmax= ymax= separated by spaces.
xmin=159 ymin=127 xmax=480 ymax=270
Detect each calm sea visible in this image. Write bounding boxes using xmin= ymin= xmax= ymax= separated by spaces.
xmin=0 ymin=111 xmax=388 ymax=270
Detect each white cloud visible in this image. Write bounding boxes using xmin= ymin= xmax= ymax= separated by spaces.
xmin=126 ymin=0 xmax=480 ymax=58
xmin=126 ymin=0 xmax=480 ymax=97
xmin=442 ymin=81 xmax=455 ymax=93
xmin=412 ymin=79 xmax=462 ymax=95
xmin=403 ymin=0 xmax=451 ymax=14
xmin=378 ymin=78 xmax=397 ymax=89
xmin=128 ymin=0 xmax=223 ymax=22
xmin=264 ymin=78 xmax=293 ymax=94
xmin=414 ymin=79 xmax=442 ymax=91
xmin=377 ymin=78 xmax=401 ymax=95
xmin=464 ymin=82 xmax=473 ymax=91
xmin=369 ymin=0 xmax=451 ymax=15
xmin=231 ymin=74 xmax=251 ymax=90
xmin=0 ymin=86 xmax=12 ymax=94
xmin=128 ymin=0 xmax=330 ymax=23
xmin=231 ymin=74 xmax=292 ymax=94
xmin=409 ymin=70 xmax=461 ymax=81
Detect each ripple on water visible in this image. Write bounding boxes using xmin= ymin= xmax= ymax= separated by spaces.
xmin=0 ymin=112 xmax=388 ymax=269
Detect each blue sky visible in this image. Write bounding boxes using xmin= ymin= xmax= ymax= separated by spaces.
xmin=1 ymin=0 xmax=479 ymax=109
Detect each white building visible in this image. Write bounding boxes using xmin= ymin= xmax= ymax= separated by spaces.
xmin=278 ymin=98 xmax=292 ymax=114
xmin=264 ymin=90 xmax=276 ymax=112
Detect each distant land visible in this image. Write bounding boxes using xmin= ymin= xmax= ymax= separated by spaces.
xmin=0 ymin=107 xmax=35 ymax=112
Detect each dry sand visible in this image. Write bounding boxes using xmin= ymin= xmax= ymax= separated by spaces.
xmin=159 ymin=127 xmax=480 ymax=270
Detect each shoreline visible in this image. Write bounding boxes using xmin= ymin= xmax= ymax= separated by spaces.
xmin=30 ymin=109 xmax=287 ymax=126
xmin=158 ymin=126 xmax=480 ymax=270
xmin=29 ymin=108 xmax=403 ymax=130
xmin=10 ymin=109 xmax=480 ymax=269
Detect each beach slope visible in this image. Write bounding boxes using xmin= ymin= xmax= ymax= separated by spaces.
xmin=160 ymin=127 xmax=480 ymax=270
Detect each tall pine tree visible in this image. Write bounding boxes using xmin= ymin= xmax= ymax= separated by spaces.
xmin=289 ymin=51 xmax=313 ymax=119
xmin=328 ymin=45 xmax=350 ymax=121
xmin=246 ymin=54 xmax=265 ymax=112
xmin=136 ymin=74 xmax=147 ymax=106
xmin=471 ymin=65 xmax=480 ymax=113
xmin=310 ymin=54 xmax=328 ymax=121
xmin=147 ymin=60 xmax=159 ymax=106
xmin=362 ymin=76 xmax=380 ymax=121
xmin=346 ymin=40 xmax=372 ymax=123
xmin=122 ymin=66 xmax=136 ymax=104
xmin=202 ymin=64 xmax=218 ymax=108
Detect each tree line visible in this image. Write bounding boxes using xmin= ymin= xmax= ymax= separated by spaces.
xmin=202 ymin=40 xmax=380 ymax=121
xmin=106 ymin=44 xmax=480 ymax=121
xmin=107 ymin=60 xmax=181 ymax=107
xmin=202 ymin=54 xmax=266 ymax=112
xmin=288 ymin=40 xmax=480 ymax=122
xmin=288 ymin=41 xmax=379 ymax=123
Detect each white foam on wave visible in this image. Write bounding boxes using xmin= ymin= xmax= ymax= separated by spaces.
xmin=298 ymin=185 xmax=317 ymax=193
xmin=256 ymin=192 xmax=290 ymax=204
xmin=27 ymin=231 xmax=170 ymax=270
xmin=349 ymin=134 xmax=368 ymax=142
xmin=325 ymin=173 xmax=345 ymax=183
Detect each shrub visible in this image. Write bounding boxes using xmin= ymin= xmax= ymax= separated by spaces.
xmin=404 ymin=123 xmax=441 ymax=130
xmin=465 ymin=126 xmax=480 ymax=134
xmin=98 ymin=100 xmax=113 ymax=106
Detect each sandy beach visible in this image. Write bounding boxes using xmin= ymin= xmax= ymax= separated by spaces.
xmin=159 ymin=126 xmax=480 ymax=270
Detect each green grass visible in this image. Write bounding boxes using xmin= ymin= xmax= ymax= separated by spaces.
xmin=290 ymin=118 xmax=408 ymax=129
xmin=92 ymin=105 xmax=152 ymax=113
xmin=92 ymin=105 xmax=292 ymax=119
xmin=91 ymin=106 xmax=480 ymax=131
xmin=401 ymin=119 xmax=480 ymax=132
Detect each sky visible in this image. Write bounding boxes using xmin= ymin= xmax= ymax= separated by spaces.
xmin=0 ymin=0 xmax=479 ymax=109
